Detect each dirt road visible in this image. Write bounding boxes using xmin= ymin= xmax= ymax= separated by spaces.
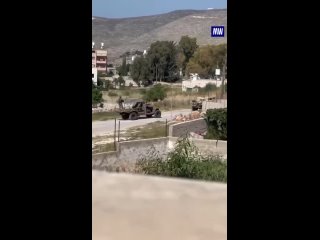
xmin=92 ymin=109 xmax=192 ymax=137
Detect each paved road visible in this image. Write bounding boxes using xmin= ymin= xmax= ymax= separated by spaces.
xmin=93 ymin=171 xmax=227 ymax=240
xmin=92 ymin=109 xmax=192 ymax=137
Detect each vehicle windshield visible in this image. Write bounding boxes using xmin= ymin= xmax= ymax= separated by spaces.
xmin=132 ymin=102 xmax=142 ymax=108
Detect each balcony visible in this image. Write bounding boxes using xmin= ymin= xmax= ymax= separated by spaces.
xmin=96 ymin=60 xmax=107 ymax=64
xmin=97 ymin=66 xmax=106 ymax=71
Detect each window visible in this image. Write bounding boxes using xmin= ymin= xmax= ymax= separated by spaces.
xmin=92 ymin=74 xmax=94 ymax=78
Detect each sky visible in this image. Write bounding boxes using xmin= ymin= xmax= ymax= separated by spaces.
xmin=92 ymin=0 xmax=227 ymax=18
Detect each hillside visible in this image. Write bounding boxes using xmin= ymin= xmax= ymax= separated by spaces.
xmin=92 ymin=9 xmax=227 ymax=63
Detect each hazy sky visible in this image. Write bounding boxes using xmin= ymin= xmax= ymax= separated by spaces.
xmin=92 ymin=0 xmax=227 ymax=18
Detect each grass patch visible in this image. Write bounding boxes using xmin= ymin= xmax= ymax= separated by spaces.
xmin=92 ymin=142 xmax=116 ymax=154
xmin=153 ymin=99 xmax=191 ymax=111
xmin=92 ymin=121 xmax=169 ymax=153
xmin=92 ymin=111 xmax=118 ymax=121
xmin=108 ymin=91 xmax=118 ymax=97
xmin=123 ymin=121 xmax=171 ymax=139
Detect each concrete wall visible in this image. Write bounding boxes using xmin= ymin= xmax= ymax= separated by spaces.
xmin=92 ymin=137 xmax=169 ymax=171
xmin=169 ymin=118 xmax=208 ymax=137
xmin=202 ymin=99 xmax=227 ymax=112
xmin=92 ymin=137 xmax=227 ymax=171
xmin=182 ymin=79 xmax=227 ymax=91
xmin=168 ymin=137 xmax=227 ymax=157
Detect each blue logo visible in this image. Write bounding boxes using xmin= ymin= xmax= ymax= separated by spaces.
xmin=211 ymin=26 xmax=224 ymax=37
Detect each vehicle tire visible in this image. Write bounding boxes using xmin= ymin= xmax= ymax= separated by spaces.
xmin=154 ymin=110 xmax=161 ymax=118
xmin=129 ymin=112 xmax=138 ymax=120
xmin=121 ymin=113 xmax=129 ymax=120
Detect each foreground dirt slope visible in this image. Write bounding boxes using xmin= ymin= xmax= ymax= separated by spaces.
xmin=92 ymin=171 xmax=227 ymax=240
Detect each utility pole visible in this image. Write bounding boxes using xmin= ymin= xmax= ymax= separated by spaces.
xmin=220 ymin=54 xmax=227 ymax=100
xmin=171 ymin=82 xmax=173 ymax=120
xmin=215 ymin=64 xmax=219 ymax=102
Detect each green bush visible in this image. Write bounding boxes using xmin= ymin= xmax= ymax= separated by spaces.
xmin=199 ymin=83 xmax=217 ymax=93
xmin=92 ymin=88 xmax=103 ymax=104
xmin=204 ymin=108 xmax=227 ymax=140
xmin=108 ymin=91 xmax=118 ymax=97
xmin=98 ymin=79 xmax=112 ymax=90
xmin=139 ymin=89 xmax=147 ymax=95
xmin=144 ymin=84 xmax=167 ymax=101
xmin=135 ymin=137 xmax=227 ymax=182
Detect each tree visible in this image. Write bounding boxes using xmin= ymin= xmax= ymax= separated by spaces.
xmin=106 ymin=70 xmax=114 ymax=77
xmin=130 ymin=56 xmax=151 ymax=86
xmin=113 ymin=76 xmax=125 ymax=89
xmin=97 ymin=77 xmax=103 ymax=88
xmin=178 ymin=36 xmax=198 ymax=75
xmin=146 ymin=41 xmax=178 ymax=83
xmin=205 ymin=108 xmax=227 ymax=140
xmin=185 ymin=61 xmax=208 ymax=77
xmin=118 ymin=76 xmax=125 ymax=86
xmin=186 ymin=44 xmax=227 ymax=79
xmin=144 ymin=84 xmax=167 ymax=102
xmin=219 ymin=48 xmax=227 ymax=99
xmin=117 ymin=57 xmax=128 ymax=76
xmin=176 ymin=51 xmax=186 ymax=77
xmin=92 ymin=88 xmax=103 ymax=104
xmin=97 ymin=79 xmax=112 ymax=90
xmin=126 ymin=63 xmax=131 ymax=75
xmin=204 ymin=83 xmax=217 ymax=92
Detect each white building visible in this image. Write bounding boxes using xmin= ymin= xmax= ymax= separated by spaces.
xmin=182 ymin=73 xmax=227 ymax=92
xmin=92 ymin=67 xmax=98 ymax=85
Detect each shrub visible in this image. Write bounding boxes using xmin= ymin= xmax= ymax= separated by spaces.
xmin=201 ymin=83 xmax=217 ymax=93
xmin=135 ymin=137 xmax=227 ymax=182
xmin=92 ymin=88 xmax=103 ymax=104
xmin=144 ymin=84 xmax=167 ymax=101
xmin=139 ymin=89 xmax=147 ymax=95
xmin=204 ymin=108 xmax=227 ymax=140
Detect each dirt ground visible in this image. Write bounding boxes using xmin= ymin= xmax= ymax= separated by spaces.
xmin=92 ymin=171 xmax=227 ymax=240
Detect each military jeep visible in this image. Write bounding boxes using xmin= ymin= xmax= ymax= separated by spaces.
xmin=116 ymin=100 xmax=161 ymax=120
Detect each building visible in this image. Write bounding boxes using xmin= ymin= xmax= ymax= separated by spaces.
xmin=92 ymin=42 xmax=107 ymax=73
xmin=92 ymin=67 xmax=97 ymax=85
xmin=182 ymin=73 xmax=227 ymax=92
